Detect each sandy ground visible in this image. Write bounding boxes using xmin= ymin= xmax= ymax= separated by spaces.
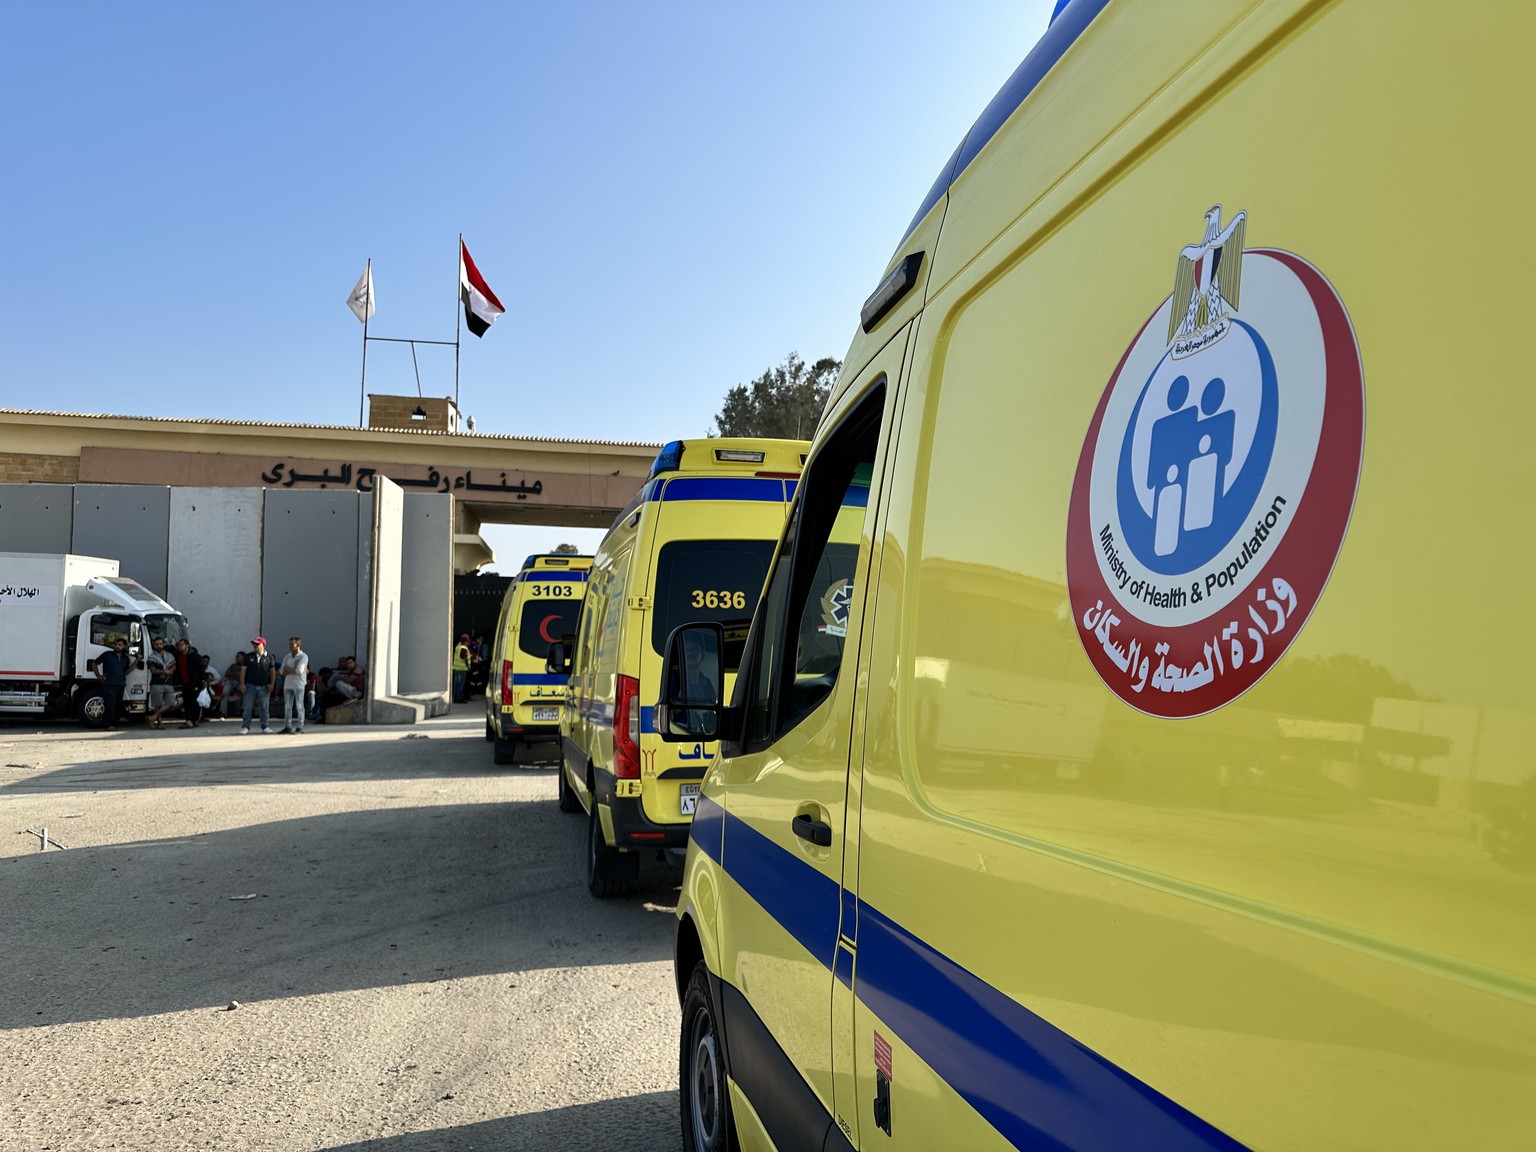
xmin=0 ymin=709 xmax=683 ymax=1151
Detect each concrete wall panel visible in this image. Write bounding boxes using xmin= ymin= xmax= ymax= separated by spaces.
xmin=167 ymin=488 xmax=262 ymax=669
xmin=365 ymin=479 xmax=402 ymax=703
xmin=369 ymin=479 xmax=404 ymax=704
xmin=73 ymin=485 xmax=170 ymax=595
xmin=262 ymin=489 xmax=359 ymax=672
xmin=400 ymin=494 xmax=452 ymax=696
xmin=355 ymin=492 xmax=373 ymax=682
xmin=0 ymin=484 xmax=75 ymax=553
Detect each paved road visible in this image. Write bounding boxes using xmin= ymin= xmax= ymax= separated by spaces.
xmin=0 ymin=710 xmax=683 ymax=1151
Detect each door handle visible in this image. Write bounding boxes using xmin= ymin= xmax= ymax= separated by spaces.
xmin=792 ymin=814 xmax=832 ymax=847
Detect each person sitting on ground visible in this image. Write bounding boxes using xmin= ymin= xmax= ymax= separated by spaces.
xmin=319 ymin=656 xmax=366 ymax=715
xmin=221 ymin=651 xmax=247 ymax=719
xmin=199 ymin=654 xmax=222 ymax=721
xmin=145 ymin=636 xmax=178 ymax=730
xmin=310 ymin=667 xmax=332 ymax=721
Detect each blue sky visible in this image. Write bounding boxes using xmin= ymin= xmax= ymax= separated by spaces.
xmin=2 ymin=1 xmax=1054 ymax=566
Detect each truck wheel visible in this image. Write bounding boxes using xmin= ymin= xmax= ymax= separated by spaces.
xmin=493 ymin=736 xmax=518 ymax=765
xmin=680 ymin=961 xmax=736 ymax=1152
xmin=78 ymin=690 xmax=109 ymax=729
xmin=557 ymin=759 xmax=582 ymax=814
xmin=587 ymin=804 xmax=631 ymax=899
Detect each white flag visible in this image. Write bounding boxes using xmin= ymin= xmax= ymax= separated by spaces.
xmin=346 ymin=264 xmax=375 ymax=323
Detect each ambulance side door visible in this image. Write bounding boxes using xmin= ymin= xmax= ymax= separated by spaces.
xmin=714 ymin=333 xmax=907 ymax=1150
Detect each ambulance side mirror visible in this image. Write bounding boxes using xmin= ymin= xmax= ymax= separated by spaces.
xmin=545 ymin=639 xmax=573 ymax=677
xmin=657 ymin=623 xmax=724 ymax=742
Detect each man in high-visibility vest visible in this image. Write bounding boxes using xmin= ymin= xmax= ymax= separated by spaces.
xmin=451 ymin=634 xmax=472 ymax=703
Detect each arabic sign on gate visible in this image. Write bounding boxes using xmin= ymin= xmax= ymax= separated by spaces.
xmin=259 ymin=460 xmax=544 ymax=498
xmin=1065 ymin=208 xmax=1364 ymax=717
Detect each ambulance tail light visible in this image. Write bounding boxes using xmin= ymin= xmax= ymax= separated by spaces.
xmin=501 ymin=660 xmax=514 ymax=704
xmin=614 ymin=674 xmax=641 ymax=779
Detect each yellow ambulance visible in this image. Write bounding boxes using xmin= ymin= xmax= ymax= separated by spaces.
xmin=557 ymin=437 xmax=807 ymax=897
xmin=658 ymin=1 xmax=1536 ymax=1149
xmin=484 ymin=553 xmax=592 ymax=765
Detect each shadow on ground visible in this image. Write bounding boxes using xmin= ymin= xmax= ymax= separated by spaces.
xmin=319 ymin=1092 xmax=677 ymax=1152
xmin=0 ymin=714 xmax=555 ymax=796
xmin=3 ymin=791 xmax=680 ymax=1029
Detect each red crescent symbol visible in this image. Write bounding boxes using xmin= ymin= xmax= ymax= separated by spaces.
xmin=538 ymin=614 xmax=562 ymax=643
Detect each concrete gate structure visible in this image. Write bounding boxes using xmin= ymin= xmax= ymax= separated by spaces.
xmin=0 ymin=403 xmax=661 ymax=723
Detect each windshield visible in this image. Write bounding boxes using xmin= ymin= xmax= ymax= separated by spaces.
xmin=143 ymin=614 xmax=189 ymax=646
xmin=650 ymin=539 xmax=776 ymax=658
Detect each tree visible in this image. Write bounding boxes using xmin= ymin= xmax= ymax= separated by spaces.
xmin=711 ymin=352 xmax=842 ymax=439
xmin=552 ymin=543 xmax=581 ymax=555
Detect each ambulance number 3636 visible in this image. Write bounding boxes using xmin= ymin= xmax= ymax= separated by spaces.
xmin=691 ymin=589 xmax=748 ymax=610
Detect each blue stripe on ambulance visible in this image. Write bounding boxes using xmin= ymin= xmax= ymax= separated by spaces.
xmin=515 ymin=571 xmax=589 ymax=582
xmin=511 ymin=673 xmax=569 ymax=685
xmin=689 ymin=794 xmax=1248 ymax=1151
xmin=901 ymin=0 xmax=1111 ymax=243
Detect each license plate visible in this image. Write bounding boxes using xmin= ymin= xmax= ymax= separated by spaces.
xmin=680 ymin=784 xmax=701 ymax=815
xmin=531 ymin=706 xmax=560 ymax=723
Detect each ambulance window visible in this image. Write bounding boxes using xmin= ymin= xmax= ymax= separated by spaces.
xmin=743 ymin=384 xmax=884 ymax=748
xmin=651 ymin=539 xmax=775 ymax=661
xmin=517 ymin=598 xmax=583 ymax=659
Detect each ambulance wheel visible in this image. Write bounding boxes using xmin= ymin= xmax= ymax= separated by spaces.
xmin=493 ymin=736 xmax=518 ymax=765
xmin=78 ymin=690 xmax=109 ymax=729
xmin=557 ymin=761 xmax=582 ymax=814
xmin=587 ymin=804 xmax=632 ymax=899
xmin=680 ymin=961 xmax=736 ymax=1152
xmin=484 ymin=719 xmax=494 ymax=742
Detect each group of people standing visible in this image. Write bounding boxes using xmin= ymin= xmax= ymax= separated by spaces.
xmin=219 ymin=637 xmax=367 ymax=734
xmin=142 ymin=635 xmax=213 ymax=729
xmin=90 ymin=634 xmax=366 ymax=733
xmin=88 ymin=635 xmax=211 ymax=730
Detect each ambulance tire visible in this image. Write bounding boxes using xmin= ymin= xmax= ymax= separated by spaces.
xmin=493 ymin=736 xmax=518 ymax=765
xmin=557 ymin=761 xmax=582 ymax=814
xmin=587 ymin=803 xmax=634 ymax=898
xmin=680 ymin=961 xmax=736 ymax=1152
xmin=484 ymin=719 xmax=494 ymax=742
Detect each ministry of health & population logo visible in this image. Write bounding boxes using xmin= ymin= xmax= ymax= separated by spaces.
xmin=1065 ymin=206 xmax=1364 ymax=718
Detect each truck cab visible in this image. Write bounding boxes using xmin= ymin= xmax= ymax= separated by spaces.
xmin=0 ymin=553 xmax=189 ymax=726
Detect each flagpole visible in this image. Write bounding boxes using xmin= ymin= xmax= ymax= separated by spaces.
xmin=454 ymin=233 xmax=462 ymax=413
xmin=358 ymin=257 xmax=371 ymax=427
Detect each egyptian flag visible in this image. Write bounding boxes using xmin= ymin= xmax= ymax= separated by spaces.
xmin=459 ymin=240 xmax=505 ymax=337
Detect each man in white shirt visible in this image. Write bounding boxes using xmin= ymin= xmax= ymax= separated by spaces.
xmin=145 ymin=636 xmax=178 ymax=729
xmin=279 ymin=636 xmax=310 ymax=735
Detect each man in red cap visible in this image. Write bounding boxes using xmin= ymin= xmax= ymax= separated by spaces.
xmin=238 ymin=636 xmax=278 ymax=734
xmin=452 ymin=633 xmax=472 ymax=703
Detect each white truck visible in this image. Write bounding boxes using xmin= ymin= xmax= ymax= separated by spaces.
xmin=0 ymin=552 xmax=190 ymax=727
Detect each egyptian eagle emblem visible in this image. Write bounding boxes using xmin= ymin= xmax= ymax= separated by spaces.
xmin=1169 ymin=205 xmax=1247 ymax=344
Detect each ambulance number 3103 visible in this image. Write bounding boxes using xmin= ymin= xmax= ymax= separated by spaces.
xmin=529 ymin=583 xmax=577 ymax=598
xmin=691 ymin=589 xmax=748 ymax=610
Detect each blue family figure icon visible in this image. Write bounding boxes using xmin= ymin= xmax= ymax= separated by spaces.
xmin=1148 ymin=375 xmax=1236 ymax=556
xmin=1116 ymin=314 xmax=1278 ymax=577
xmin=1183 ymin=378 xmax=1235 ymax=532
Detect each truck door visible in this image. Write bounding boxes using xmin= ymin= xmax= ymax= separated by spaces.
xmin=712 ymin=330 xmax=908 ymax=1149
